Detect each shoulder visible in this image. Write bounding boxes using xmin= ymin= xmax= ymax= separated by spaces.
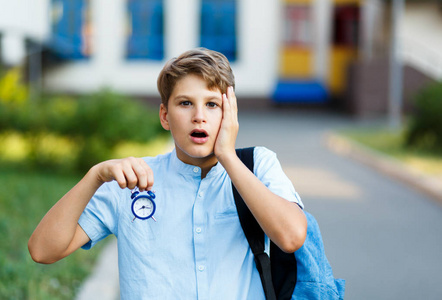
xmin=254 ymin=146 xmax=276 ymax=159
xmin=252 ymin=146 xmax=284 ymax=178
xmin=252 ymin=147 xmax=303 ymax=207
xmin=253 ymin=146 xmax=278 ymax=169
xmin=142 ymin=151 xmax=172 ymax=168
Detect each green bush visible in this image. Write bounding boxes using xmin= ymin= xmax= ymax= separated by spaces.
xmin=0 ymin=67 xmax=28 ymax=105
xmin=0 ymin=89 xmax=167 ymax=172
xmin=406 ymin=81 xmax=442 ymax=150
xmin=0 ymin=167 xmax=103 ymax=299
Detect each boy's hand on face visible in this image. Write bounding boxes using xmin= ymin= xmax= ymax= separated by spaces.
xmin=93 ymin=157 xmax=154 ymax=191
xmin=214 ymin=86 xmax=239 ymax=163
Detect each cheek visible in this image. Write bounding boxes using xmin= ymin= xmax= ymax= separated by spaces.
xmin=164 ymin=115 xmax=177 ymax=133
xmin=168 ymin=111 xmax=185 ymax=127
xmin=212 ymin=111 xmax=223 ymax=132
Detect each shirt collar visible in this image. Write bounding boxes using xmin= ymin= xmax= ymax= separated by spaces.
xmin=169 ymin=148 xmax=225 ymax=177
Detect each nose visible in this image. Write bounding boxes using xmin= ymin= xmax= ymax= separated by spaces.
xmin=192 ymin=105 xmax=206 ymax=123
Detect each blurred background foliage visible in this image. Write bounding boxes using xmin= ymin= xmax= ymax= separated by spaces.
xmin=0 ymin=67 xmax=169 ymax=299
xmin=0 ymin=68 xmax=168 ymax=173
xmin=406 ymin=81 xmax=442 ymax=151
xmin=341 ymin=80 xmax=442 ymax=177
xmin=0 ymin=168 xmax=102 ymax=299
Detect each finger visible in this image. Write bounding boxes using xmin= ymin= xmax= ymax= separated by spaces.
xmin=143 ymin=161 xmax=155 ymax=190
xmin=222 ymin=92 xmax=231 ymax=117
xmin=227 ymin=86 xmax=237 ymax=113
xmin=122 ymin=158 xmax=139 ymax=190
xmin=134 ymin=158 xmax=154 ymax=191
xmin=130 ymin=159 xmax=147 ymax=191
xmin=112 ymin=165 xmax=128 ymax=189
xmin=226 ymin=87 xmax=238 ymax=127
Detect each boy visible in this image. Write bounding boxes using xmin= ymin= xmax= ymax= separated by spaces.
xmin=28 ymin=48 xmax=307 ymax=299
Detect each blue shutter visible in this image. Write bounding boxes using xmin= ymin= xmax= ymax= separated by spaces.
xmin=50 ymin=0 xmax=88 ymax=59
xmin=127 ymin=0 xmax=164 ymax=60
xmin=200 ymin=0 xmax=237 ymax=61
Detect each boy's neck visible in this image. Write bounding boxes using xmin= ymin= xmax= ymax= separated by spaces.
xmin=176 ymin=151 xmax=218 ymax=179
xmin=200 ymin=167 xmax=212 ymax=179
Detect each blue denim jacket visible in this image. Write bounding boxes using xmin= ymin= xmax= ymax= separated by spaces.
xmin=292 ymin=211 xmax=346 ymax=299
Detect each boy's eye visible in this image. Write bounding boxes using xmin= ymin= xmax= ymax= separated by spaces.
xmin=180 ymin=101 xmax=191 ymax=106
xmin=207 ymin=102 xmax=219 ymax=108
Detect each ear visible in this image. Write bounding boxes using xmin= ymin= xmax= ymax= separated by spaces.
xmin=159 ymin=103 xmax=170 ymax=131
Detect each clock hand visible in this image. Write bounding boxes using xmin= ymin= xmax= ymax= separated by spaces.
xmin=138 ymin=205 xmax=152 ymax=211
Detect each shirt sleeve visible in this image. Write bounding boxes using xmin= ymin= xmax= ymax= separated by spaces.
xmin=253 ymin=146 xmax=304 ymax=209
xmin=78 ymin=182 xmax=120 ymax=250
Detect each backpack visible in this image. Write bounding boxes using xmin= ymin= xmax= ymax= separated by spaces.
xmin=233 ymin=147 xmax=345 ymax=300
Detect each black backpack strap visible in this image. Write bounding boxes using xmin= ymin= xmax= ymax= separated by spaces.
xmin=270 ymin=242 xmax=297 ymax=299
xmin=234 ymin=147 xmax=298 ymax=300
xmin=233 ymin=147 xmax=277 ymax=300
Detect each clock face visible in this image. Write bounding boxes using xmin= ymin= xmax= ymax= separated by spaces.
xmin=131 ymin=196 xmax=156 ymax=220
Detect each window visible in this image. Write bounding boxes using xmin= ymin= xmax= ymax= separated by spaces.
xmin=283 ymin=5 xmax=312 ymax=47
xmin=280 ymin=4 xmax=314 ymax=78
xmin=332 ymin=5 xmax=360 ymax=47
xmin=126 ymin=0 xmax=164 ymax=60
xmin=200 ymin=0 xmax=237 ymax=61
xmin=50 ymin=0 xmax=91 ymax=59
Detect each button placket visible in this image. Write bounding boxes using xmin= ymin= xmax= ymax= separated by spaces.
xmin=193 ymin=178 xmax=208 ymax=299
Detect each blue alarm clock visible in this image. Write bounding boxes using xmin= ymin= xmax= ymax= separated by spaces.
xmin=131 ymin=189 xmax=157 ymax=222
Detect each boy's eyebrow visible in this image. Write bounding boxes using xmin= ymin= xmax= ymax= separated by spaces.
xmin=170 ymin=95 xmax=193 ymax=103
xmin=206 ymin=95 xmax=222 ymax=101
xmin=173 ymin=94 xmax=222 ymax=101
xmin=173 ymin=94 xmax=190 ymax=100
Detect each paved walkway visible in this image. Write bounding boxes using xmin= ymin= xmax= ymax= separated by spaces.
xmin=76 ymin=109 xmax=442 ymax=300
xmin=75 ymin=237 xmax=119 ymax=300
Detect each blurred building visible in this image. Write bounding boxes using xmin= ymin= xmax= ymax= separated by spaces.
xmin=0 ymin=0 xmax=441 ymax=114
xmin=345 ymin=0 xmax=442 ymax=117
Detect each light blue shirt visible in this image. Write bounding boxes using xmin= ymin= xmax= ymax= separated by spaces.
xmin=79 ymin=146 xmax=303 ymax=300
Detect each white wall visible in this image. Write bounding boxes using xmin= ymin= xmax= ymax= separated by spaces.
xmin=0 ymin=0 xmax=50 ymax=38
xmin=400 ymin=2 xmax=442 ymax=79
xmin=44 ymin=0 xmax=280 ymax=98
xmin=360 ymin=0 xmax=383 ymax=61
xmin=165 ymin=0 xmax=199 ymax=58
xmin=313 ymin=0 xmax=332 ymax=83
xmin=0 ymin=0 xmax=50 ymax=65
xmin=233 ymin=0 xmax=280 ymax=97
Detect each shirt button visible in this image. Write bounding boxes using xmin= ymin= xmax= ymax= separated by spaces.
xmin=193 ymin=167 xmax=199 ymax=173
xmin=198 ymin=265 xmax=205 ymax=271
xmin=196 ymin=227 xmax=202 ymax=233
xmin=198 ymin=192 xmax=203 ymax=198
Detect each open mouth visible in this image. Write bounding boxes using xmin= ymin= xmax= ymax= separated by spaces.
xmin=190 ymin=130 xmax=209 ymax=143
xmin=191 ymin=131 xmax=208 ymax=138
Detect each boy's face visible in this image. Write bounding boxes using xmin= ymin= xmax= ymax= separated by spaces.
xmin=160 ymin=74 xmax=223 ymax=166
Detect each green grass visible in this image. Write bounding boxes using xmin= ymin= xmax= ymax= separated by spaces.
xmin=0 ymin=167 xmax=104 ymax=299
xmin=0 ymin=136 xmax=171 ymax=299
xmin=341 ymin=127 xmax=442 ymax=177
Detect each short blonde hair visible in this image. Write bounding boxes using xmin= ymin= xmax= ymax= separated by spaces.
xmin=157 ymin=48 xmax=235 ymax=107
